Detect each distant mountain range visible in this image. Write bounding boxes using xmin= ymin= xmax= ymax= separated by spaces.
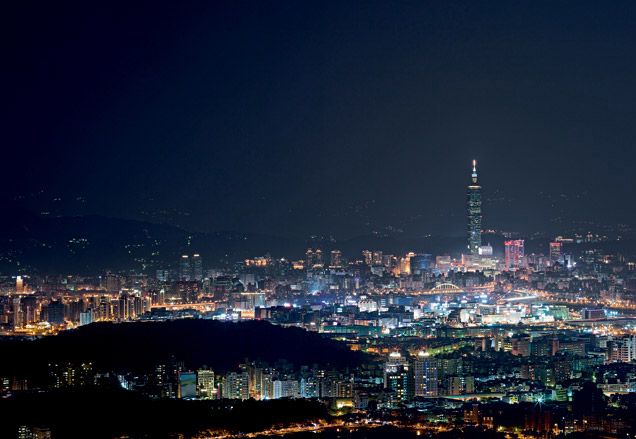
xmin=0 ymin=203 xmax=473 ymax=274
xmin=1 ymin=203 xmax=632 ymax=275
xmin=0 ymin=204 xmax=297 ymax=274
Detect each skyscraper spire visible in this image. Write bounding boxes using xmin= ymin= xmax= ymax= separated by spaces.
xmin=472 ymin=159 xmax=478 ymax=184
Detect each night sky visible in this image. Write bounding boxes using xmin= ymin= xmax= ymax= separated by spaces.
xmin=4 ymin=1 xmax=636 ymax=238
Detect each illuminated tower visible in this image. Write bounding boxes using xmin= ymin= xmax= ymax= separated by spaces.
xmin=179 ymin=255 xmax=191 ymax=281
xmin=467 ymin=160 xmax=482 ymax=255
xmin=192 ymin=254 xmax=203 ymax=281
xmin=15 ymin=275 xmax=24 ymax=294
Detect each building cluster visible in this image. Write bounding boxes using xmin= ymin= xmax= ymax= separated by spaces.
xmin=115 ymin=359 xmax=356 ymax=403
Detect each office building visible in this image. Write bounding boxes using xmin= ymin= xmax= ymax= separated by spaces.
xmin=192 ymin=254 xmax=203 ymax=281
xmin=222 ymin=372 xmax=249 ymax=400
xmin=410 ymin=254 xmax=432 ymax=275
xmin=197 ymin=369 xmax=215 ymax=399
xmin=384 ymin=352 xmax=410 ymax=402
xmin=467 ymin=160 xmax=482 ymax=255
xmin=79 ymin=309 xmax=94 ymax=326
xmin=47 ymin=300 xmax=65 ymax=325
xmin=179 ymin=255 xmax=191 ymax=281
xmin=549 ymin=241 xmax=563 ymax=265
xmin=273 ymin=379 xmax=300 ymax=399
xmin=330 ymin=250 xmax=342 ymax=267
xmin=178 ymin=371 xmax=197 ymax=399
xmin=412 ymin=352 xmax=438 ymax=397
xmin=608 ymin=336 xmax=636 ymax=363
xmin=16 ymin=275 xmax=24 ymax=294
xmin=504 ymin=239 xmax=525 ymax=271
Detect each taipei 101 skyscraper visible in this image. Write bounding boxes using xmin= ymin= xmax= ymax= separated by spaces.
xmin=467 ymin=160 xmax=482 ymax=255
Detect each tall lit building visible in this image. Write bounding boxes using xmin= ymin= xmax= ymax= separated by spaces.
xmin=47 ymin=300 xmax=65 ymax=325
xmin=412 ymin=352 xmax=438 ymax=397
xmin=192 ymin=254 xmax=203 ymax=281
xmin=608 ymin=336 xmax=636 ymax=363
xmin=273 ymin=379 xmax=300 ymax=399
xmin=15 ymin=275 xmax=24 ymax=294
xmin=178 ymin=371 xmax=197 ymax=399
xmin=549 ymin=242 xmax=563 ymax=265
xmin=79 ymin=309 xmax=94 ymax=326
xmin=13 ymin=297 xmax=24 ymax=329
xmin=504 ymin=239 xmax=525 ymax=271
xmin=330 ymin=250 xmax=342 ymax=267
xmin=197 ymin=369 xmax=215 ymax=399
xmin=410 ymin=254 xmax=432 ymax=275
xmin=467 ymin=160 xmax=482 ymax=255
xmin=222 ymin=371 xmax=249 ymax=400
xmin=179 ymin=255 xmax=191 ymax=281
xmin=305 ymin=249 xmax=314 ymax=267
xmin=156 ymin=269 xmax=170 ymax=283
xmin=384 ymin=352 xmax=410 ymax=402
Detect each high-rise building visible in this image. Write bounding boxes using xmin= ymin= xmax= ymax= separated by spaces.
xmin=104 ymin=272 xmax=120 ymax=293
xmin=306 ymin=248 xmax=324 ymax=268
xmin=362 ymin=250 xmax=372 ymax=265
xmin=192 ymin=254 xmax=203 ymax=281
xmin=197 ymin=369 xmax=215 ymax=399
xmin=305 ymin=248 xmax=314 ymax=267
xmin=79 ymin=309 xmax=94 ymax=326
xmin=47 ymin=300 xmax=65 ymax=325
xmin=156 ymin=269 xmax=170 ymax=283
xmin=412 ymin=352 xmax=438 ymax=397
xmin=504 ymin=240 xmax=525 ymax=271
xmin=253 ymin=368 xmax=274 ymax=400
xmin=222 ymin=371 xmax=249 ymax=400
xmin=549 ymin=242 xmax=563 ymax=265
xmin=384 ymin=352 xmax=410 ymax=402
xmin=273 ymin=379 xmax=300 ymax=399
xmin=15 ymin=275 xmax=24 ymax=294
xmin=608 ymin=336 xmax=636 ymax=363
xmin=178 ymin=371 xmax=197 ymax=399
xmin=410 ymin=254 xmax=433 ymax=275
xmin=13 ymin=297 xmax=24 ymax=329
xmin=179 ymin=255 xmax=191 ymax=281
xmin=467 ymin=160 xmax=482 ymax=255
xmin=447 ymin=375 xmax=475 ymax=395
xmin=330 ymin=250 xmax=342 ymax=267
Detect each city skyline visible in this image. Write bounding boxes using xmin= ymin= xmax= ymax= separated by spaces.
xmin=1 ymin=158 xmax=622 ymax=276
xmin=4 ymin=2 xmax=636 ymax=439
